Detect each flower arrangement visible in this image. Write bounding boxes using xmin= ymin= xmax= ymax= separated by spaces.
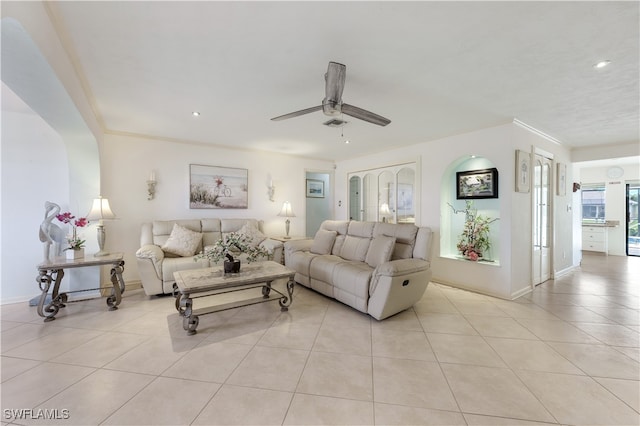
xmin=55 ymin=212 xmax=89 ymax=251
xmin=451 ymin=201 xmax=498 ymax=261
xmin=195 ymin=232 xmax=269 ymax=268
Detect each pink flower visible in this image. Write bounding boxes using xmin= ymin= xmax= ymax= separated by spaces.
xmin=468 ymin=251 xmax=479 ymax=261
xmin=74 ymin=217 xmax=88 ymax=228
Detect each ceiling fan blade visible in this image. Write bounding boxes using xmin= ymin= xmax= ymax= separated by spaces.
xmin=271 ymin=105 xmax=322 ymax=121
xmin=324 ymin=62 xmax=346 ymax=106
xmin=342 ymin=103 xmax=391 ymax=126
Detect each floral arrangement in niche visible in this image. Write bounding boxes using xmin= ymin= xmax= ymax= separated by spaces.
xmin=55 ymin=212 xmax=89 ymax=251
xmin=195 ymin=232 xmax=270 ymax=265
xmin=449 ymin=200 xmax=498 ymax=261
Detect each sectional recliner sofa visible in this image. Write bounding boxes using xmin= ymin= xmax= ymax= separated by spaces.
xmin=284 ymin=220 xmax=433 ymax=320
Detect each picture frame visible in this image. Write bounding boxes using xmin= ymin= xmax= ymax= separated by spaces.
xmin=189 ymin=164 xmax=248 ymax=209
xmin=456 ymin=168 xmax=499 ymax=199
xmin=306 ymin=179 xmax=324 ymax=198
xmin=557 ymin=162 xmax=567 ymax=196
xmin=515 ymin=150 xmax=530 ymax=193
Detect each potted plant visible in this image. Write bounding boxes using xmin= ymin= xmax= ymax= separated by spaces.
xmin=196 ymin=232 xmax=269 ymax=273
xmin=452 ymin=200 xmax=498 ymax=261
xmin=55 ymin=211 xmax=89 ymax=259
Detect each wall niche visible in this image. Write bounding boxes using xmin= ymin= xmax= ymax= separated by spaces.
xmin=441 ymin=156 xmax=501 ymax=265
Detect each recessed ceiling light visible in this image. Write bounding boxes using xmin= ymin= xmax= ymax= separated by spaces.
xmin=345 ymin=140 xmax=350 ymax=144
xmin=593 ymin=60 xmax=611 ymax=69
xmin=192 ymin=111 xmax=201 ymax=117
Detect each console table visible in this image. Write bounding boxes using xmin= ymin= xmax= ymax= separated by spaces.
xmin=36 ymin=253 xmax=125 ymax=322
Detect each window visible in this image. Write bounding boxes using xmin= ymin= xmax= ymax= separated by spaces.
xmin=581 ymin=184 xmax=605 ymax=223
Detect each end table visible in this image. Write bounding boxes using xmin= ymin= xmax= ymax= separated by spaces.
xmin=36 ymin=253 xmax=125 ymax=322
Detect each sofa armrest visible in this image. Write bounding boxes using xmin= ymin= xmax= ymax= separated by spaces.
xmin=368 ymin=258 xmax=432 ymax=320
xmin=260 ymin=238 xmax=284 ymax=264
xmin=135 ymin=244 xmax=165 ymax=295
xmin=373 ymin=258 xmax=430 ymax=278
xmin=284 ymin=238 xmax=313 ymax=254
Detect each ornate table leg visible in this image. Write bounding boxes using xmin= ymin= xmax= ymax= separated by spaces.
xmin=36 ymin=268 xmax=66 ymax=322
xmin=180 ymin=295 xmax=198 ymax=335
xmin=279 ymin=276 xmax=295 ymax=311
xmin=106 ymin=260 xmax=125 ymax=311
xmin=262 ymin=281 xmax=272 ymax=298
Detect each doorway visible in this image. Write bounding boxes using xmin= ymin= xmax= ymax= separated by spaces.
xmin=533 ymin=154 xmax=553 ymax=285
xmin=627 ymin=183 xmax=640 ymax=256
xmin=305 ymin=171 xmax=332 ymax=237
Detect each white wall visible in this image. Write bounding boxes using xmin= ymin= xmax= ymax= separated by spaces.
xmin=101 ymin=133 xmax=333 ymax=285
xmin=336 ymin=122 xmax=573 ymax=299
xmin=1 ymin=109 xmax=69 ymax=303
xmin=578 ymin=162 xmax=640 ymax=256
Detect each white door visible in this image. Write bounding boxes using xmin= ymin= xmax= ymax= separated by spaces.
xmin=533 ymin=154 xmax=552 ymax=285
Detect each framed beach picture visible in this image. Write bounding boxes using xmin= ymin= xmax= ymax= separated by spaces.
xmin=189 ymin=164 xmax=248 ymax=209
xmin=456 ymin=168 xmax=499 ymax=199
xmin=306 ymin=179 xmax=324 ymax=198
xmin=515 ymin=150 xmax=530 ymax=193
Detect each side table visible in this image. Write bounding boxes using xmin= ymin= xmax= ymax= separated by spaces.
xmin=36 ymin=253 xmax=125 ymax=322
xmin=269 ymin=236 xmax=309 ymax=243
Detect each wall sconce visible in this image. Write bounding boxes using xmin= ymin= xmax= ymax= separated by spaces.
xmin=268 ymin=179 xmax=275 ymax=202
xmin=147 ymin=171 xmax=157 ymax=200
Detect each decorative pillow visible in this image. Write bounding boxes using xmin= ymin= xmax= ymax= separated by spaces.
xmin=365 ymin=235 xmax=396 ymax=268
xmin=237 ymin=223 xmax=266 ymax=248
xmin=340 ymin=235 xmax=371 ymax=262
xmin=310 ymin=229 xmax=337 ymax=255
xmin=161 ymin=224 xmax=202 ymax=257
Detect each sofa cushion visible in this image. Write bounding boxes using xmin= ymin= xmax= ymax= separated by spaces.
xmin=373 ymin=223 xmax=418 ymax=260
xmin=365 ymin=235 xmax=396 ymax=268
xmin=161 ymin=223 xmax=203 ymax=257
xmin=237 ymin=222 xmax=266 ymax=247
xmin=310 ymin=229 xmax=337 ymax=255
xmin=340 ymin=235 xmax=371 ymax=262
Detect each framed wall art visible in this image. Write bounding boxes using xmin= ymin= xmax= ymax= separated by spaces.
xmin=456 ymin=168 xmax=499 ymax=200
xmin=557 ymin=162 xmax=567 ymax=196
xmin=189 ymin=164 xmax=248 ymax=209
xmin=515 ymin=150 xmax=530 ymax=193
xmin=306 ymin=179 xmax=324 ymax=198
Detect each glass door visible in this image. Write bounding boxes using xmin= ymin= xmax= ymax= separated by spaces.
xmin=627 ymin=183 xmax=640 ymax=256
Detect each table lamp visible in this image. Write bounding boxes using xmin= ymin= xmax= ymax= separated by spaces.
xmin=86 ymin=196 xmax=117 ymax=256
xmin=277 ymin=201 xmax=295 ymax=239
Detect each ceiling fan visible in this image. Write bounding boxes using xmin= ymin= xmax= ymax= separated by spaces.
xmin=271 ymin=61 xmax=391 ymax=127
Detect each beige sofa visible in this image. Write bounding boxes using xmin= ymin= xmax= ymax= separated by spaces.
xmin=136 ymin=218 xmax=283 ymax=295
xmin=284 ymin=220 xmax=433 ymax=320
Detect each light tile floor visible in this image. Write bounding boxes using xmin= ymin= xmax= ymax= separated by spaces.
xmin=1 ymin=253 xmax=638 ymax=425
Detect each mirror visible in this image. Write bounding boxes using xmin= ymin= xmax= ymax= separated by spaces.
xmin=347 ymin=162 xmax=418 ymax=224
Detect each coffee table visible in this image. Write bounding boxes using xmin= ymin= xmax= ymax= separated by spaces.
xmin=173 ymin=260 xmax=295 ymax=335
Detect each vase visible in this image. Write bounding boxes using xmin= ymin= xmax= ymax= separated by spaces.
xmin=223 ymin=259 xmax=241 ymax=274
xmin=66 ymin=248 xmax=84 ymax=260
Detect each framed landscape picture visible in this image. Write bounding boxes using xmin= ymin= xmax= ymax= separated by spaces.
xmin=456 ymin=168 xmax=499 ymax=199
xmin=306 ymin=179 xmax=324 ymax=198
xmin=189 ymin=164 xmax=248 ymax=209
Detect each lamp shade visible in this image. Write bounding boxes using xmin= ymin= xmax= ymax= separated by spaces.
xmin=277 ymin=201 xmax=295 ymax=218
xmin=86 ymin=197 xmax=117 ymax=221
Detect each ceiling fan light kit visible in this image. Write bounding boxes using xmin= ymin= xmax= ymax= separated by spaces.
xmin=271 ymin=62 xmax=391 ymax=127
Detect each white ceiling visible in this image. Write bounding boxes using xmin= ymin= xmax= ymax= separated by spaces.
xmin=45 ymin=1 xmax=638 ymax=161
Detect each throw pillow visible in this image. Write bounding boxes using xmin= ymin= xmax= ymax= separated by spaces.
xmin=310 ymin=229 xmax=337 ymax=255
xmin=237 ymin=223 xmax=266 ymax=247
xmin=365 ymin=235 xmax=396 ymax=268
xmin=340 ymin=235 xmax=371 ymax=262
xmin=161 ymin=223 xmax=203 ymax=257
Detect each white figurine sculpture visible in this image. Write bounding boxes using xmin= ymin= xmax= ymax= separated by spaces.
xmin=39 ymin=201 xmax=66 ymax=260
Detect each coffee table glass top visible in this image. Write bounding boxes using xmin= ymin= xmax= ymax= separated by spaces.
xmin=174 ymin=260 xmax=294 ymax=292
